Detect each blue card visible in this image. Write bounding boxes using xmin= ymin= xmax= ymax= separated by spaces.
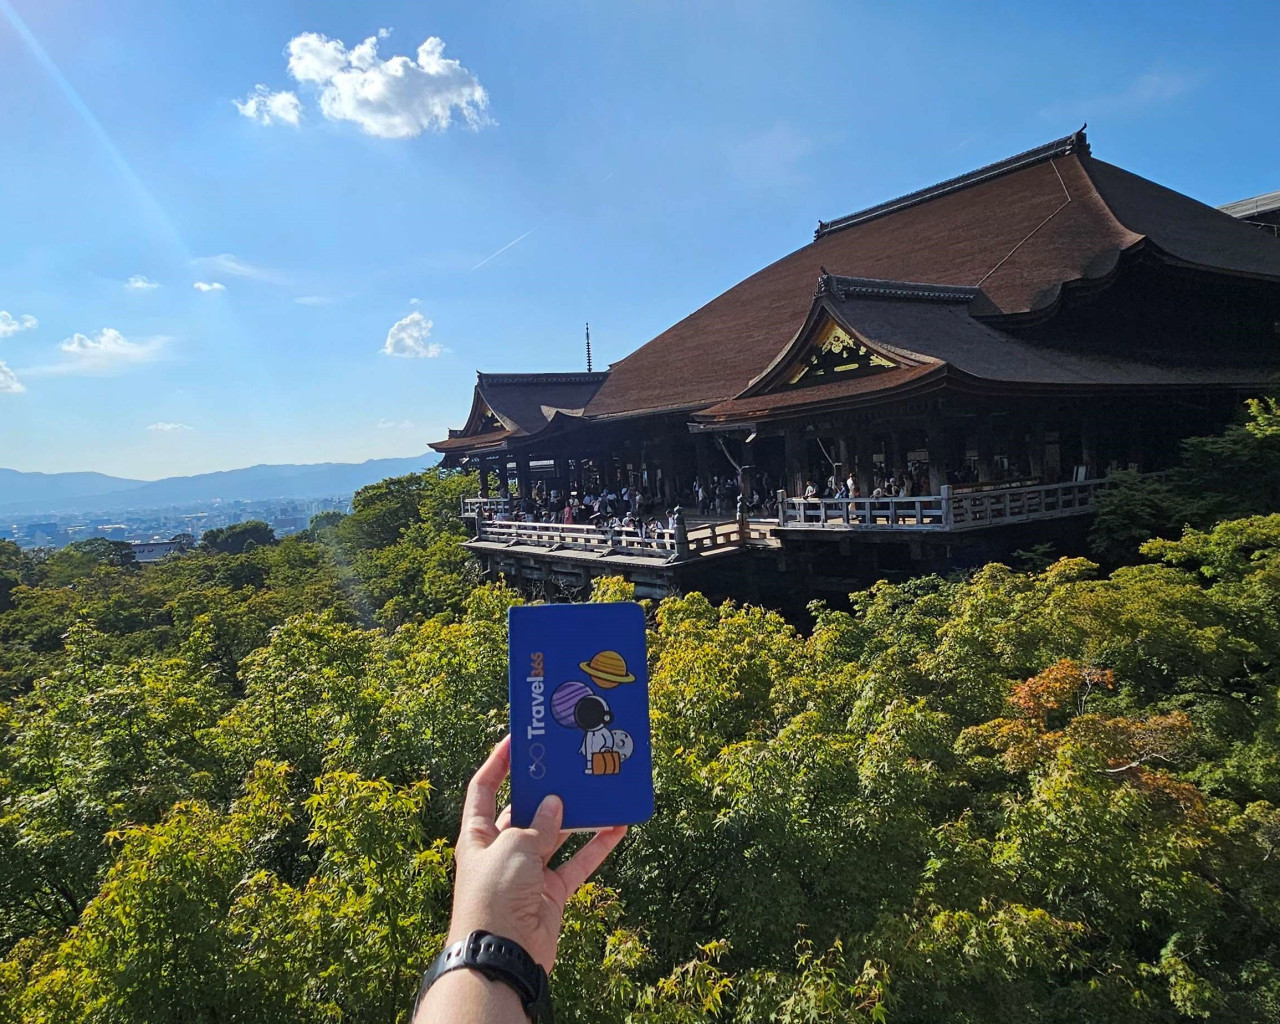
xmin=508 ymin=602 xmax=654 ymax=830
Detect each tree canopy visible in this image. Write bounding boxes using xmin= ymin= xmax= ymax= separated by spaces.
xmin=2 ymin=448 xmax=1280 ymax=1022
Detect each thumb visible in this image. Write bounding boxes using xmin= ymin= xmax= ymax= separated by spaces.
xmin=526 ymin=794 xmax=565 ymax=862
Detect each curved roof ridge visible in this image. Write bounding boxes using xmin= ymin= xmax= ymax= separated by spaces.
xmin=815 ymin=128 xmax=1089 ymax=239
xmin=817 ymin=272 xmax=981 ymax=304
xmin=478 ymin=371 xmax=609 ymax=387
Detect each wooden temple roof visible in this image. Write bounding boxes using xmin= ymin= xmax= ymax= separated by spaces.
xmin=692 ymin=274 xmax=1280 ymax=423
xmin=434 ymin=130 xmax=1280 ymax=452
xmin=584 ymin=128 xmax=1280 ymax=419
xmin=429 ymin=371 xmax=607 ymax=454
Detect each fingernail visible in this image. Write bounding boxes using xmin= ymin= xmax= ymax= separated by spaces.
xmin=537 ymin=794 xmax=562 ymax=817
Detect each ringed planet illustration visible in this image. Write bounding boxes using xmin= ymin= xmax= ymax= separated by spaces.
xmin=579 ymin=650 xmax=636 ymax=688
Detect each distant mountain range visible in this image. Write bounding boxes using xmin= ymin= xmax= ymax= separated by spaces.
xmin=0 ymin=455 xmax=439 ymax=515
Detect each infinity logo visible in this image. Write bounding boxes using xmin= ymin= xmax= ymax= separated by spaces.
xmin=528 ymin=742 xmax=546 ymax=780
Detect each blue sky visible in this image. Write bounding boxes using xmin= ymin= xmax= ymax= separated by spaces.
xmin=2 ymin=0 xmax=1277 ymax=479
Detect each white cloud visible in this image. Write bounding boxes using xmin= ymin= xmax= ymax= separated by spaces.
xmin=57 ymin=328 xmax=167 ymax=371
xmin=408 ymin=296 xmax=421 ymax=305
xmin=0 ymin=361 xmax=23 ymax=393
xmin=0 ymin=311 xmax=38 ymax=338
xmin=294 ymin=295 xmax=332 ymax=306
xmin=192 ymin=253 xmax=280 ymax=283
xmin=235 ymin=84 xmax=303 ymax=126
xmin=193 ymin=281 xmax=226 ymax=292
xmin=147 ymin=421 xmax=192 ymax=432
xmin=125 ymin=275 xmax=159 ymax=290
xmin=377 ymin=417 xmax=415 ymax=429
xmin=283 ymin=31 xmax=488 ymax=139
xmin=382 ymin=311 xmax=441 ymax=358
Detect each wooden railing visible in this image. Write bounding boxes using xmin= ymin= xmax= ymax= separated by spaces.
xmin=471 ymin=517 xmax=762 ymax=561
xmin=779 ymin=493 xmax=948 ymax=529
xmin=461 ymin=497 xmax=512 ymax=517
xmin=475 ymin=519 xmax=679 ymax=558
xmin=948 ymin=480 xmax=1103 ymax=529
xmin=777 ymin=479 xmax=1110 ymax=532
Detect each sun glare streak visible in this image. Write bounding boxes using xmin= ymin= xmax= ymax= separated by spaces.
xmin=0 ymin=0 xmax=187 ymax=258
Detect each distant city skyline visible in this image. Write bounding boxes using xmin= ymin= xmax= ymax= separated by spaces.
xmin=2 ymin=0 xmax=1278 ymax=477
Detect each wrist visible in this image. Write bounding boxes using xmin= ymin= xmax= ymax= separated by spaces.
xmin=416 ymin=968 xmax=524 ymax=1022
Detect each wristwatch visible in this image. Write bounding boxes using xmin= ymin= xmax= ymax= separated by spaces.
xmin=412 ymin=930 xmax=553 ymax=1022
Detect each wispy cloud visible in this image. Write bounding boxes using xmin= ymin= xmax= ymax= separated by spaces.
xmin=14 ymin=329 xmax=171 ymax=379
xmin=294 ymin=295 xmax=332 ymax=306
xmin=54 ymin=328 xmax=167 ymax=372
xmin=193 ymin=281 xmax=226 ymax=292
xmin=125 ymin=274 xmax=160 ymax=290
xmin=725 ymin=123 xmax=813 ymax=192
xmin=408 ymin=297 xmax=421 ymax=305
xmin=377 ymin=417 xmax=416 ymax=429
xmin=470 ymin=229 xmax=533 ymax=272
xmin=192 ymin=253 xmax=283 ymax=284
xmin=382 ymin=311 xmax=442 ymax=358
xmin=1040 ymin=69 xmax=1203 ymax=122
xmin=0 ymin=311 xmax=38 ymax=338
xmin=147 ymin=421 xmax=192 ymax=432
xmin=0 ymin=361 xmax=24 ymax=394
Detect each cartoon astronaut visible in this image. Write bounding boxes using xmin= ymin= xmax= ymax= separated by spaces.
xmin=551 ymin=679 xmax=633 ymax=775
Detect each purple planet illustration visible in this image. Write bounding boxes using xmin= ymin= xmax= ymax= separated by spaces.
xmin=551 ymin=680 xmax=595 ymax=728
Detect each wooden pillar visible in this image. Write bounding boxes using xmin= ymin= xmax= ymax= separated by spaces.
xmin=497 ymin=456 xmax=510 ymax=498
xmin=1079 ymin=420 xmax=1096 ymax=480
xmin=516 ymin=454 xmax=531 ymax=500
xmin=886 ymin=430 xmax=902 ymax=481
xmin=694 ymin=434 xmax=712 ymax=494
xmin=477 ymin=456 xmax=490 ymax=498
xmin=975 ymin=418 xmax=996 ymax=483
xmin=1028 ymin=420 xmax=1045 ymax=480
xmin=926 ymin=414 xmax=948 ymax=495
xmin=1125 ymin=407 xmax=1144 ymax=471
xmin=836 ymin=437 xmax=850 ymax=488
xmin=783 ymin=428 xmax=804 ymax=497
xmin=740 ymin=439 xmax=756 ymax=502
xmin=855 ymin=433 xmax=875 ymax=498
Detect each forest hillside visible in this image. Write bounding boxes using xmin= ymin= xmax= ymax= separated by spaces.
xmin=2 ymin=399 xmax=1280 ymax=1023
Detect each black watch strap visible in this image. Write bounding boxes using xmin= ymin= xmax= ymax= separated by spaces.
xmin=413 ymin=930 xmax=553 ymax=1022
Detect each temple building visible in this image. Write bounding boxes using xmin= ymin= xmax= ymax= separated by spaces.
xmin=432 ymin=129 xmax=1280 ymax=601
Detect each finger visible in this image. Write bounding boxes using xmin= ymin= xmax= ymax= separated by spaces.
xmin=524 ymin=794 xmax=565 ymax=862
xmin=554 ymin=825 xmax=628 ymax=897
xmin=460 ymin=736 xmax=511 ymax=848
xmin=495 ymin=804 xmax=513 ymax=832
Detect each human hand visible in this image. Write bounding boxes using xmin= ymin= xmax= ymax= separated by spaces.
xmin=448 ymin=735 xmax=628 ymax=973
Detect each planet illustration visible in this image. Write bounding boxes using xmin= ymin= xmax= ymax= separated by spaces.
xmin=579 ymin=650 xmax=636 ymax=688
xmin=551 ymin=680 xmax=595 ymax=728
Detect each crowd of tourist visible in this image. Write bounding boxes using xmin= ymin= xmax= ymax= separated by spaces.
xmin=475 ymin=459 xmax=996 ymax=538
xmin=479 ymin=482 xmax=684 ymax=538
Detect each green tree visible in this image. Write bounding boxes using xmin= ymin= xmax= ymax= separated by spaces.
xmin=202 ymin=521 xmax=277 ymax=555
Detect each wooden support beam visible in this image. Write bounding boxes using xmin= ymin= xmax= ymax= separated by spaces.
xmin=783 ymin=428 xmax=805 ymax=498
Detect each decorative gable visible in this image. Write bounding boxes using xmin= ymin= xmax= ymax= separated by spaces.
xmin=783 ymin=319 xmax=898 ymax=389
xmin=474 ymin=399 xmax=503 ymax=433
